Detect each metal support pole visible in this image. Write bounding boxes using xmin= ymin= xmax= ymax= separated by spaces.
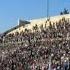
xmin=47 ymin=0 xmax=50 ymax=21
xmin=47 ymin=0 xmax=49 ymax=18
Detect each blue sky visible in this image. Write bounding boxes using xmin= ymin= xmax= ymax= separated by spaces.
xmin=0 ymin=0 xmax=70 ymax=33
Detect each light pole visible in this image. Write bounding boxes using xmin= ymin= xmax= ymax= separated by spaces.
xmin=47 ymin=0 xmax=50 ymax=21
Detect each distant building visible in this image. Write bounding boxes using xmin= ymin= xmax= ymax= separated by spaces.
xmin=4 ymin=14 xmax=70 ymax=35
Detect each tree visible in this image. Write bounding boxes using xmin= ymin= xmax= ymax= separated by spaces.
xmin=60 ymin=11 xmax=63 ymax=15
xmin=63 ymin=8 xmax=69 ymax=14
xmin=60 ymin=8 xmax=69 ymax=15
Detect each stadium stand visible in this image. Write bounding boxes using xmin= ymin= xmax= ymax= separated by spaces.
xmin=0 ymin=16 xmax=70 ymax=70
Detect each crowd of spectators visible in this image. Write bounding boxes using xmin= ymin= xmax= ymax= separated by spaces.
xmin=0 ymin=17 xmax=70 ymax=70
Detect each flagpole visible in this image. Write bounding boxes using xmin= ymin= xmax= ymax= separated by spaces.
xmin=46 ymin=0 xmax=50 ymax=21
xmin=47 ymin=0 xmax=49 ymax=18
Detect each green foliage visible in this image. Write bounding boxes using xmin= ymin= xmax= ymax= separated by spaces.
xmin=60 ymin=8 xmax=69 ymax=15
